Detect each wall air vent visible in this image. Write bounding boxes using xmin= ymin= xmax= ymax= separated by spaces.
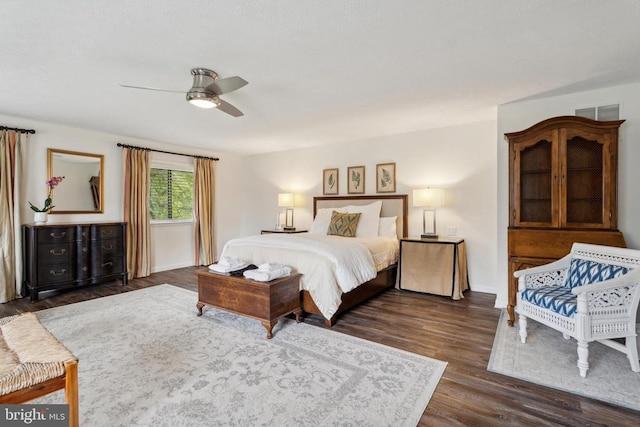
xmin=575 ymin=104 xmax=619 ymax=121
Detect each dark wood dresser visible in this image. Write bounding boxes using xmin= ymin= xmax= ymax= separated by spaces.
xmin=23 ymin=222 xmax=127 ymax=301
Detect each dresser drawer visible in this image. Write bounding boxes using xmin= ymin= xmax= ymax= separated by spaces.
xmin=37 ymin=227 xmax=75 ymax=244
xmin=91 ymin=225 xmax=123 ymax=241
xmin=37 ymin=243 xmax=75 ymax=265
xmin=91 ymin=238 xmax=123 ymax=260
xmin=91 ymin=257 xmax=124 ymax=277
xmin=37 ymin=263 xmax=74 ymax=285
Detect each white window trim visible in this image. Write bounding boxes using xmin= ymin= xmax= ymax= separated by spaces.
xmin=151 ymin=218 xmax=194 ymax=226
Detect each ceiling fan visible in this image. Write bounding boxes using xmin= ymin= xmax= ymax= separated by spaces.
xmin=120 ymin=68 xmax=248 ymax=117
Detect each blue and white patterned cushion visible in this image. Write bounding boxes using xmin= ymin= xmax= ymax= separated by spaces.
xmin=521 ymin=286 xmax=577 ymax=317
xmin=562 ymin=258 xmax=628 ymax=289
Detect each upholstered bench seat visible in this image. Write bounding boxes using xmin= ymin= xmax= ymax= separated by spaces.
xmin=0 ymin=313 xmax=78 ymax=427
xmin=521 ymin=286 xmax=577 ymax=318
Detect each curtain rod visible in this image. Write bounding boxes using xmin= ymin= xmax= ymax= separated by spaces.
xmin=0 ymin=125 xmax=36 ymax=134
xmin=116 ymin=143 xmax=219 ymax=161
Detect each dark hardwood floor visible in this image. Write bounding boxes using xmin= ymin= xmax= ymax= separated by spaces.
xmin=3 ymin=267 xmax=639 ymax=426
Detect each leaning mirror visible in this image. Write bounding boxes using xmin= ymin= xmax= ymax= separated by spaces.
xmin=47 ymin=148 xmax=104 ymax=213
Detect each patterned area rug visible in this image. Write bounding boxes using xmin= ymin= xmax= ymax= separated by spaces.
xmin=488 ymin=310 xmax=640 ymax=411
xmin=33 ymin=284 xmax=446 ymax=426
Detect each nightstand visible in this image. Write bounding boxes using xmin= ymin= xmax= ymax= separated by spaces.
xmin=398 ymin=237 xmax=469 ymax=299
xmin=261 ymin=229 xmax=308 ymax=234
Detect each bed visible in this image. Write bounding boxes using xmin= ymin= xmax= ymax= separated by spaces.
xmin=221 ymin=194 xmax=408 ymax=326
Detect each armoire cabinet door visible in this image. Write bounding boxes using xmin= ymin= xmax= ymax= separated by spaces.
xmin=510 ymin=129 xmax=559 ymax=227
xmin=560 ymin=127 xmax=615 ymax=229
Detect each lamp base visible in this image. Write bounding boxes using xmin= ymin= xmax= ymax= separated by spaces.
xmin=420 ymin=233 xmax=438 ymax=239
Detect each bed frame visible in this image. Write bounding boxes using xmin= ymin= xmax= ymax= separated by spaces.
xmin=300 ymin=194 xmax=408 ymax=326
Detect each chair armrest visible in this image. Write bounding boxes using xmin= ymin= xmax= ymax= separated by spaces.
xmin=513 ymin=254 xmax=572 ymax=278
xmin=572 ymin=268 xmax=640 ymax=313
xmin=514 ymin=254 xmax=571 ymax=291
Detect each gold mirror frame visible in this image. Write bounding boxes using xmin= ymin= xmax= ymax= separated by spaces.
xmin=47 ymin=148 xmax=104 ymax=214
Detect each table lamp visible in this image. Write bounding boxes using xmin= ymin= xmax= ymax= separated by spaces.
xmin=413 ymin=188 xmax=444 ymax=238
xmin=278 ymin=193 xmax=295 ymax=230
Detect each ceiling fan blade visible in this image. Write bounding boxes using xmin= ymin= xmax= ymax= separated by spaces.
xmin=217 ymin=99 xmax=244 ymax=117
xmin=205 ymin=76 xmax=248 ymax=95
xmin=119 ymin=84 xmax=184 ymax=94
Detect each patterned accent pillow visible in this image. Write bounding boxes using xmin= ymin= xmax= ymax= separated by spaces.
xmin=562 ymin=258 xmax=629 ymax=289
xmin=327 ymin=211 xmax=361 ymax=238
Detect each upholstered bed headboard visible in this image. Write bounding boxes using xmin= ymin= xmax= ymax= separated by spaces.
xmin=313 ymin=195 xmax=408 ymax=239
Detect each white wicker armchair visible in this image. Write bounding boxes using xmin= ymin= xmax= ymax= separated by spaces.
xmin=515 ymin=243 xmax=640 ymax=377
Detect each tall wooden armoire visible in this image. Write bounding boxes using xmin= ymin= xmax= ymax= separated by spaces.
xmin=505 ymin=116 xmax=626 ymax=326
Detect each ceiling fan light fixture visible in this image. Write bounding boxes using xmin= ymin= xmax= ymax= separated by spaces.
xmin=186 ymin=91 xmax=220 ymax=109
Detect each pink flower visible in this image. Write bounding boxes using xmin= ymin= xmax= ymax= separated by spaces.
xmin=29 ymin=176 xmax=65 ymax=213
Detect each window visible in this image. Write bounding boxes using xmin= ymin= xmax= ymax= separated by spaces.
xmin=150 ymin=168 xmax=194 ymax=220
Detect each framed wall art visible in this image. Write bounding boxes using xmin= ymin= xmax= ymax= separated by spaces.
xmin=376 ymin=162 xmax=396 ymax=193
xmin=323 ymin=168 xmax=339 ymax=195
xmin=347 ymin=165 xmax=365 ymax=194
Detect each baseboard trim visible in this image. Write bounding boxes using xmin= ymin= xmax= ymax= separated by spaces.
xmin=151 ymin=261 xmax=194 ymax=273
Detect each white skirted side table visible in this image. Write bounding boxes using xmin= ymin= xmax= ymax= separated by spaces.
xmin=398 ymin=237 xmax=469 ymax=299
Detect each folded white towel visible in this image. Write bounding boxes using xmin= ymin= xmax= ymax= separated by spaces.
xmin=217 ymin=256 xmax=246 ymax=268
xmin=257 ymin=262 xmax=289 ymax=272
xmin=209 ymin=259 xmax=248 ymax=274
xmin=243 ymin=266 xmax=292 ymax=282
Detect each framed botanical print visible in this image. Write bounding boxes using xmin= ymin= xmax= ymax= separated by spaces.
xmin=376 ymin=162 xmax=396 ymax=193
xmin=347 ymin=166 xmax=365 ymax=194
xmin=323 ymin=168 xmax=339 ymax=195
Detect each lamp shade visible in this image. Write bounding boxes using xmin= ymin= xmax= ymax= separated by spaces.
xmin=278 ymin=193 xmax=294 ymax=207
xmin=413 ymin=188 xmax=444 ymax=208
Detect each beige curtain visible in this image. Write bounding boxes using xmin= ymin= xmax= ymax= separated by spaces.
xmin=0 ymin=130 xmax=25 ymax=302
xmin=123 ymin=148 xmax=151 ymax=279
xmin=194 ymin=158 xmax=216 ymax=265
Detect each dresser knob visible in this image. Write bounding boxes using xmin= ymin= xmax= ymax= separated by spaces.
xmin=49 ymin=248 xmax=66 ymax=256
xmin=49 ymin=232 xmax=67 ymax=239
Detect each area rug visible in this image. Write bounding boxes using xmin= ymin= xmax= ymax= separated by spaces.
xmin=32 ymin=284 xmax=446 ymax=426
xmin=488 ymin=310 xmax=640 ymax=411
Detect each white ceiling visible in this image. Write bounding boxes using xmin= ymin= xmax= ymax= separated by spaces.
xmin=2 ymin=1 xmax=639 ymax=155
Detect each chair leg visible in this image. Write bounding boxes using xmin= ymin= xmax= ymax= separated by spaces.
xmin=627 ymin=336 xmax=640 ymax=373
xmin=64 ymin=360 xmax=79 ymax=427
xmin=577 ymin=340 xmax=589 ymax=378
xmin=518 ymin=314 xmax=528 ymax=344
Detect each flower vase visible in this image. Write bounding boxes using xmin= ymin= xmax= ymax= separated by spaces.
xmin=34 ymin=212 xmax=48 ymax=225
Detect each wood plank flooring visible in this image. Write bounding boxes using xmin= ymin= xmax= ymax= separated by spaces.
xmin=2 ymin=267 xmax=639 ymax=426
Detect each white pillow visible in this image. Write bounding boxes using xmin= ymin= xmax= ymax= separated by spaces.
xmin=378 ymin=216 xmax=397 ymax=239
xmin=346 ymin=201 xmax=382 ymax=238
xmin=309 ymin=207 xmax=347 ymax=234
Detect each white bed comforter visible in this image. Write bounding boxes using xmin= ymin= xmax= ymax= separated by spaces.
xmin=220 ymin=233 xmax=397 ymax=319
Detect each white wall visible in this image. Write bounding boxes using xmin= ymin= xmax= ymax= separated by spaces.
xmin=4 ymin=114 xmax=498 ymax=292
xmin=240 ymin=119 xmax=498 ymax=293
xmin=496 ymin=82 xmax=640 ymax=307
xmin=1 ymin=114 xmax=243 ymax=273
